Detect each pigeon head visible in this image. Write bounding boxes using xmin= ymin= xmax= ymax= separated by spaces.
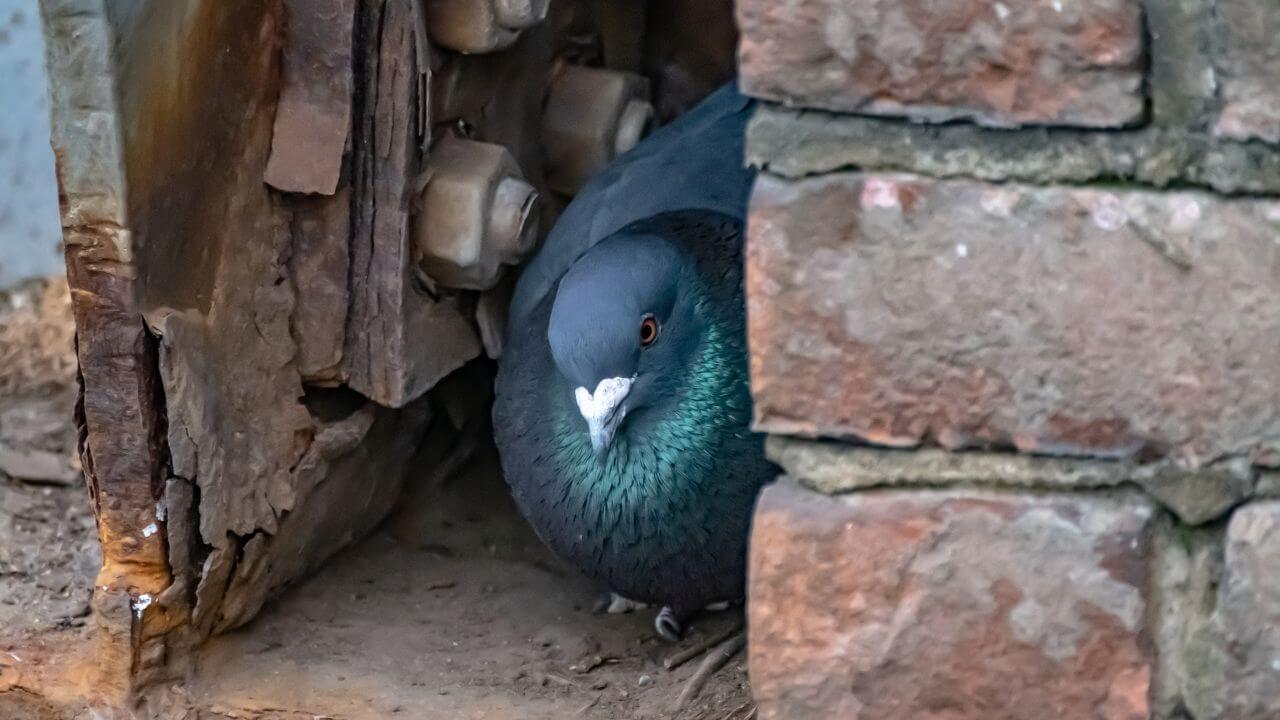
xmin=547 ymin=231 xmax=701 ymax=460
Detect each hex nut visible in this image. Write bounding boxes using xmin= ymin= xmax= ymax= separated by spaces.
xmin=494 ymin=0 xmax=549 ymax=29
xmin=416 ymin=136 xmax=541 ymax=291
xmin=542 ymin=65 xmax=654 ymax=196
xmin=426 ymin=0 xmax=548 ymax=54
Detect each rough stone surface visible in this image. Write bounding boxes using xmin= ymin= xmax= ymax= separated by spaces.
xmin=746 ymin=106 xmax=1280 ymax=195
xmin=1151 ymin=518 xmax=1222 ymax=720
xmin=747 ymin=171 xmax=1280 ymax=466
xmin=767 ymin=436 xmax=1132 ymax=493
xmin=1195 ymin=139 xmax=1280 ymax=195
xmin=1182 ymin=502 xmax=1280 ymax=719
xmin=1133 ymin=457 xmax=1255 ymax=525
xmin=1145 ymin=0 xmax=1216 ymax=129
xmin=736 ymin=0 xmax=1144 ymax=128
xmin=1257 ymin=471 xmax=1280 ymax=497
xmin=769 ymin=438 xmax=1263 ymax=524
xmin=749 ymin=482 xmax=1154 ymax=720
xmin=1211 ymin=0 xmax=1280 ymax=143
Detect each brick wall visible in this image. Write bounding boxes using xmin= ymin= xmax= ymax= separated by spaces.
xmin=736 ymin=0 xmax=1280 ymax=718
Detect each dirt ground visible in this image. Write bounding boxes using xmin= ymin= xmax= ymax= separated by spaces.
xmin=0 ymin=389 xmax=96 ymax=636
xmin=186 ymin=448 xmax=754 ymax=720
xmin=0 ymin=387 xmax=98 ymax=720
xmin=0 ymin=277 xmax=100 ymax=719
xmin=0 ymin=277 xmax=94 ymax=639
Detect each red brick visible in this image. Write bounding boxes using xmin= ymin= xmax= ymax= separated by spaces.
xmin=749 ymin=483 xmax=1154 ymax=720
xmin=736 ymin=0 xmax=1145 ymax=127
xmin=746 ymin=172 xmax=1280 ymax=466
xmin=1212 ymin=0 xmax=1280 ymax=143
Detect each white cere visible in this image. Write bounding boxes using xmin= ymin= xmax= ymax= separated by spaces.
xmin=955 ymin=243 xmax=969 ymax=258
xmin=142 ymin=523 xmax=158 ymax=538
xmin=575 ymin=376 xmax=633 ymax=422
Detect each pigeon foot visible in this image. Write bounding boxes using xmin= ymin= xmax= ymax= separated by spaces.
xmin=593 ymin=591 xmax=649 ymax=615
xmin=655 ymin=606 xmax=685 ymax=642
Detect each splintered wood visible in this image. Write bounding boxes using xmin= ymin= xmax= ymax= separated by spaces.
xmin=264 ymin=0 xmax=356 ymax=195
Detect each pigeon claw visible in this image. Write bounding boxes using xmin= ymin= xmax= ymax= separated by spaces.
xmin=655 ymin=606 xmax=684 ymax=642
xmin=593 ymin=591 xmax=648 ymax=615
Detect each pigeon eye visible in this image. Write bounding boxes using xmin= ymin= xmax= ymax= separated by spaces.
xmin=639 ymin=314 xmax=660 ymax=348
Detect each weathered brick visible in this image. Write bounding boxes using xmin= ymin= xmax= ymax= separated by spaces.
xmin=1212 ymin=0 xmax=1280 ymax=143
xmin=736 ymin=0 xmax=1145 ymax=128
xmin=1182 ymin=502 xmax=1280 ymax=719
xmin=749 ymin=483 xmax=1154 ymax=720
xmin=747 ymin=172 xmax=1280 ymax=466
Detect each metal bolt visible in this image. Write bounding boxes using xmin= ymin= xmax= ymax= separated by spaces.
xmin=488 ymin=176 xmax=540 ymax=258
xmin=416 ymin=136 xmax=541 ymax=291
xmin=494 ymin=0 xmax=549 ymax=30
xmin=542 ymin=66 xmax=655 ymax=196
xmin=426 ymin=0 xmax=548 ymax=54
xmin=614 ymin=99 xmax=654 ymax=157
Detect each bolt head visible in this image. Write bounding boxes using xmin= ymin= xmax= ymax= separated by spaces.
xmin=489 ymin=177 xmax=541 ymax=260
xmin=614 ymin=99 xmax=654 ymax=157
xmin=494 ymin=0 xmax=549 ymax=29
xmin=542 ymin=66 xmax=653 ymax=196
xmin=416 ymin=137 xmax=540 ymax=290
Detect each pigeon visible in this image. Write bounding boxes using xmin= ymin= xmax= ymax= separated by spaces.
xmin=493 ymin=81 xmax=776 ymax=641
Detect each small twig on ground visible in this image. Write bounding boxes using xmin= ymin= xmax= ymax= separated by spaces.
xmin=719 ymin=701 xmax=756 ymax=720
xmin=675 ymin=631 xmax=746 ymax=711
xmin=575 ymin=694 xmax=601 ymax=716
xmin=664 ymin=620 xmax=744 ymax=671
xmin=544 ymin=672 xmax=576 ymax=687
xmin=570 ymin=654 xmax=617 ymax=674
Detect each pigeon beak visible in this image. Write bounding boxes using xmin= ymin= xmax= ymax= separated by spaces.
xmin=574 ymin=376 xmax=633 ymax=460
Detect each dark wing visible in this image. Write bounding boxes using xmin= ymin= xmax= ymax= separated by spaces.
xmin=507 ymin=80 xmax=755 ymax=327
